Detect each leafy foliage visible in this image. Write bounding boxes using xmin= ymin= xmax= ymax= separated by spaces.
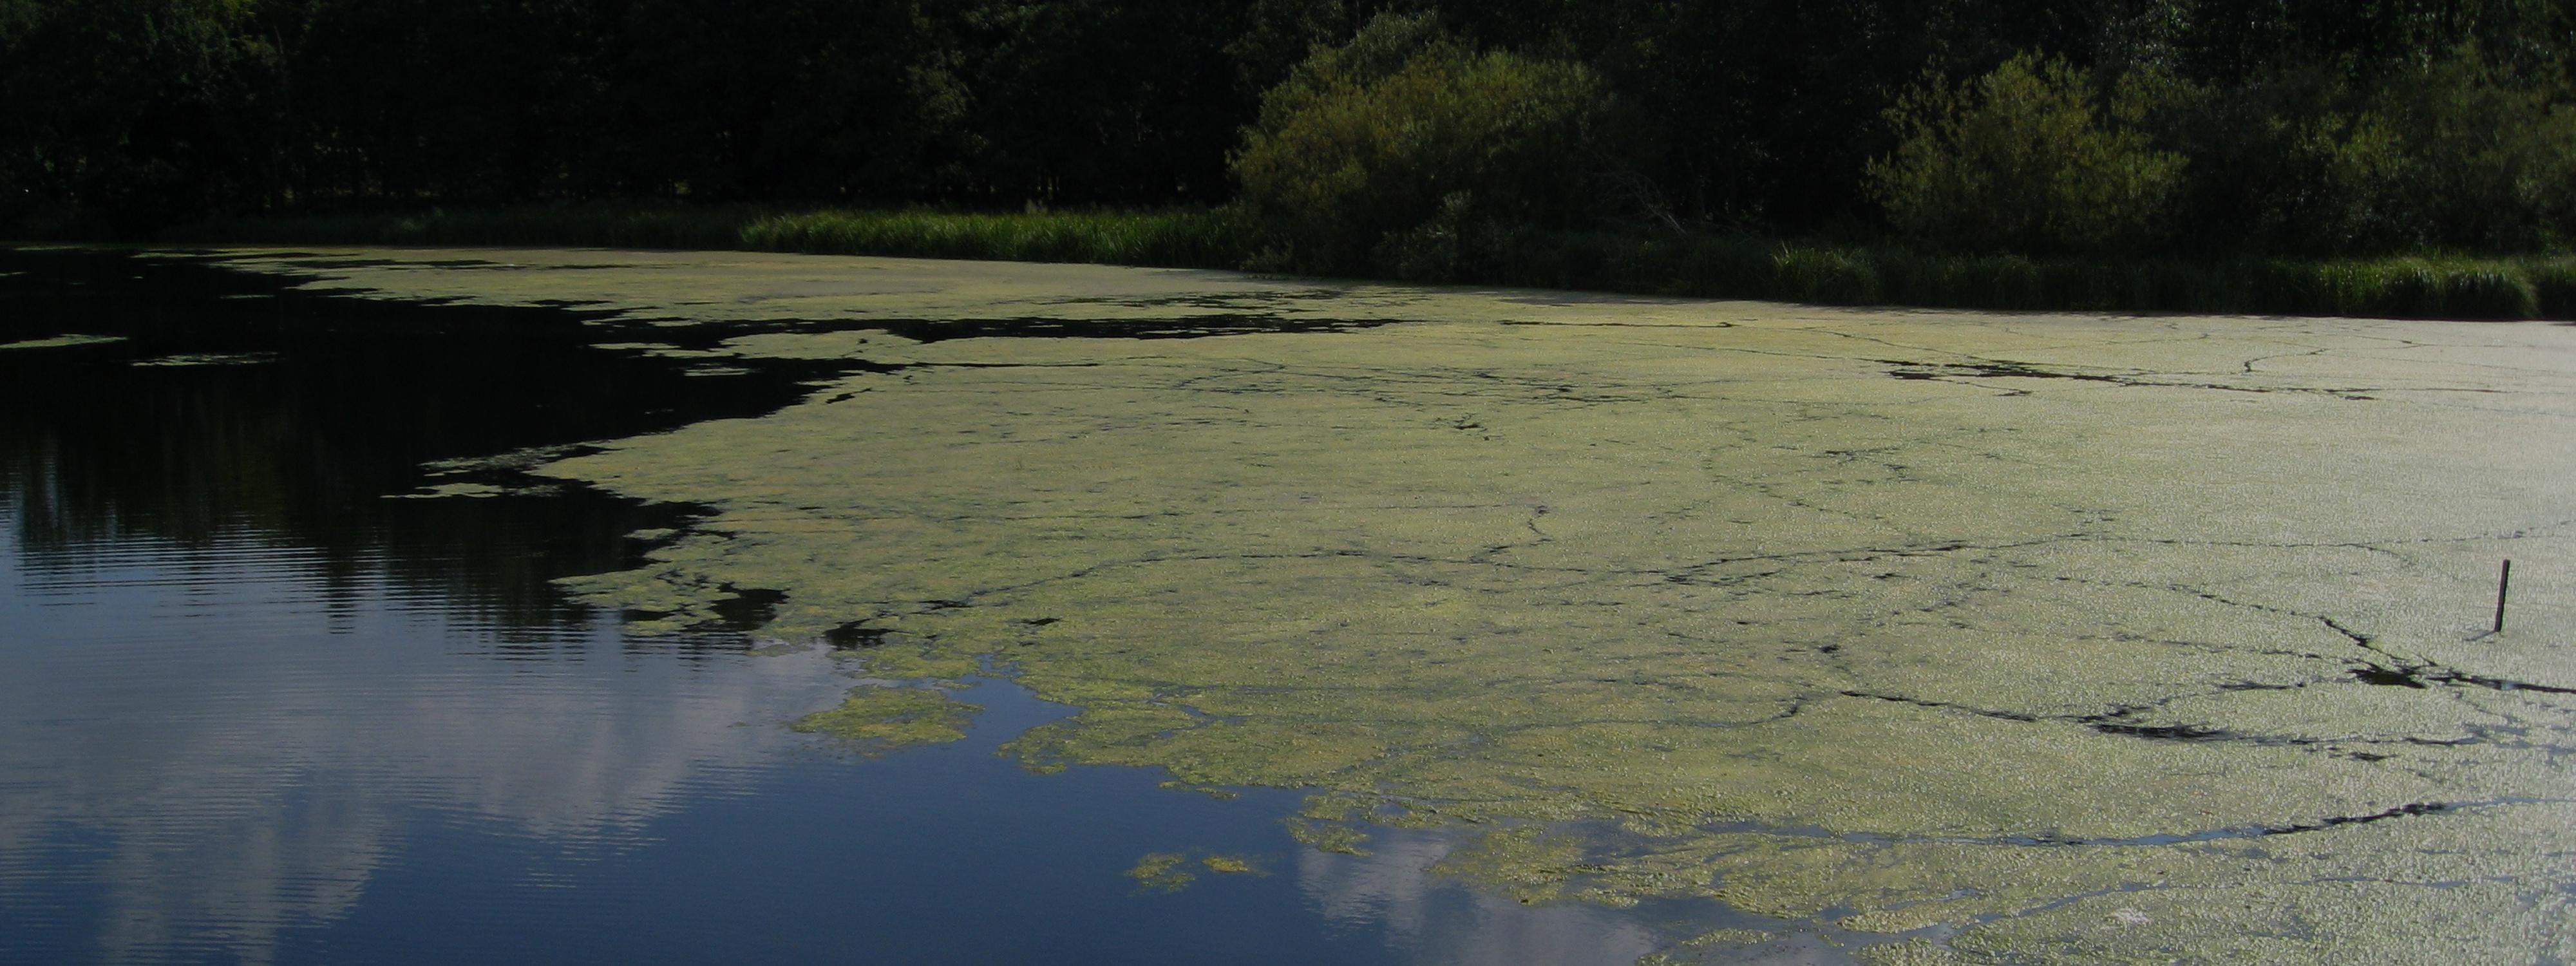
xmin=1866 ymin=53 xmax=2188 ymax=252
xmin=1230 ymin=13 xmax=1610 ymax=273
xmin=2151 ymin=46 xmax=2576 ymax=254
xmin=5 ymin=0 xmax=2576 ymax=263
xmin=2373 ymin=47 xmax=2576 ymax=251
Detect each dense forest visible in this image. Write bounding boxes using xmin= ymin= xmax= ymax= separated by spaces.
xmin=5 ymin=0 xmax=2575 ymax=269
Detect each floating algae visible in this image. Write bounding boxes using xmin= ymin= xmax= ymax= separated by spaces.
xmin=788 ymin=685 xmax=980 ymax=756
xmin=1428 ymin=826 xmax=1589 ymax=905
xmin=1853 ymin=938 xmax=1967 ymax=966
xmin=131 ymin=352 xmax=278 ymax=367
xmin=1676 ymin=927 xmax=1780 ymax=950
xmin=1199 ymin=854 xmax=1260 ymax=875
xmin=1636 ymin=928 xmax=1797 ymax=966
xmin=1126 ymin=852 xmax=1196 ymax=893
xmin=1124 ymin=851 xmax=1262 ymax=893
xmin=0 ymin=333 xmax=126 ymax=351
xmin=196 ymin=246 xmax=2576 ymax=962
xmin=384 ymin=482 xmax=511 ymax=500
xmin=1282 ymin=818 xmax=1371 ymax=855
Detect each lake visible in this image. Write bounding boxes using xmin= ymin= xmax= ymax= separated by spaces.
xmin=3 ymin=246 xmax=2571 ymax=964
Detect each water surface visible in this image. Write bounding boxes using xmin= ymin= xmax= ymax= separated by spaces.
xmin=0 ymin=251 xmax=1770 ymax=965
xmin=8 ymin=246 xmax=2575 ymax=963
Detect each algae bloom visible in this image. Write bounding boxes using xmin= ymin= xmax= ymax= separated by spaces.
xmin=0 ymin=334 xmax=126 ymax=351
xmin=205 ymin=247 xmax=2576 ymax=963
xmin=789 ymin=686 xmax=981 ymax=756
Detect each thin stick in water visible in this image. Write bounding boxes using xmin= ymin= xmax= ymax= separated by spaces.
xmin=2494 ymin=559 xmax=2512 ymax=634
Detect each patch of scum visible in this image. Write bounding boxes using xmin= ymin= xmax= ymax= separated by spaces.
xmin=0 ymin=333 xmax=129 ymax=351
xmin=194 ymin=246 xmax=2576 ymax=964
xmin=786 ymin=684 xmax=983 ymax=757
xmin=131 ymin=352 xmax=279 ymax=367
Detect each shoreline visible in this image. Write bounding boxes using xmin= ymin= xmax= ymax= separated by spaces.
xmin=24 ymin=203 xmax=2576 ymax=322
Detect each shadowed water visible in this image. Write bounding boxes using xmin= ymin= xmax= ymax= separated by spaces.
xmin=0 ymin=251 xmax=1768 ymax=965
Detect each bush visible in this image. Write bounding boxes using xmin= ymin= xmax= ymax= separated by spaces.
xmin=1866 ymin=53 xmax=2188 ymax=254
xmin=1231 ymin=12 xmax=1611 ymax=273
xmin=1770 ymin=246 xmax=1881 ymax=305
xmin=1372 ymin=193 xmax=1475 ymax=282
xmin=1671 ymin=235 xmax=1777 ymax=299
xmin=2147 ymin=63 xmax=2409 ymax=254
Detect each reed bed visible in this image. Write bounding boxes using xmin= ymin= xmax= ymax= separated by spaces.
xmin=171 ymin=205 xmax=2575 ymax=321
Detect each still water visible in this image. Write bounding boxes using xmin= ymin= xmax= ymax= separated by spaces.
xmin=0 ymin=252 xmax=1740 ymax=965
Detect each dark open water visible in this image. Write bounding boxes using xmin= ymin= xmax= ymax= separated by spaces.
xmin=0 ymin=251 xmax=1730 ymax=965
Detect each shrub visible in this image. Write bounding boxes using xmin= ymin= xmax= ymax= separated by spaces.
xmin=1866 ymin=53 xmax=2188 ymax=254
xmin=1373 ymin=192 xmax=1474 ymax=282
xmin=1672 ymin=235 xmax=1776 ymax=299
xmin=1231 ymin=12 xmax=1611 ymax=273
xmin=1771 ymin=246 xmax=1881 ymax=305
xmin=2151 ymin=63 xmax=2412 ymax=254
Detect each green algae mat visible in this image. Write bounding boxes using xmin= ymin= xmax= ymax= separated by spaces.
xmin=207 ymin=247 xmax=2576 ymax=963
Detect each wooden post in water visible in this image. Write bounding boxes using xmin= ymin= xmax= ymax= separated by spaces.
xmin=2494 ymin=560 xmax=2512 ymax=634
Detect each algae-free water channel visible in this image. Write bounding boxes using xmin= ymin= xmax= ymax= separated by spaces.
xmin=1 ymin=246 xmax=2571 ymax=965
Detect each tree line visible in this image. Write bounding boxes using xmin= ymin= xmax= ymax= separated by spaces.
xmin=5 ymin=0 xmax=2573 ymax=262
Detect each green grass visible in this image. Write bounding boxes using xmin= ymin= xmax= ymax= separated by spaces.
xmin=162 ymin=204 xmax=2575 ymax=321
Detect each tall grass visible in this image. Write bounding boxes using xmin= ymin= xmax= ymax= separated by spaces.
xmin=170 ymin=204 xmax=766 ymax=250
xmin=739 ymin=208 xmax=1262 ymax=269
xmin=166 ymin=204 xmax=2575 ymax=321
xmin=171 ymin=204 xmax=1269 ymax=270
xmin=1444 ymin=225 xmax=2573 ymax=320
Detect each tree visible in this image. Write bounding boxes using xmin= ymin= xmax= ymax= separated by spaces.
xmin=0 ymin=0 xmax=282 ymax=231
xmin=1231 ymin=12 xmax=1611 ymax=271
xmin=1866 ymin=52 xmax=2188 ymax=252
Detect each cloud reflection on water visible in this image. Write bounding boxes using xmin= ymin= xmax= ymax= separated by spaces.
xmin=0 ymin=524 xmax=846 ymax=963
xmin=1297 ymin=829 xmax=1663 ymax=965
xmin=1297 ymin=828 xmax=1859 ymax=966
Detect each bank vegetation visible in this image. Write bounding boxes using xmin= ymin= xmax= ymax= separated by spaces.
xmin=14 ymin=0 xmax=2576 ymax=319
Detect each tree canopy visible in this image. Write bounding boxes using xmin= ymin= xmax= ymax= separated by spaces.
xmin=5 ymin=0 xmax=2573 ymax=254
